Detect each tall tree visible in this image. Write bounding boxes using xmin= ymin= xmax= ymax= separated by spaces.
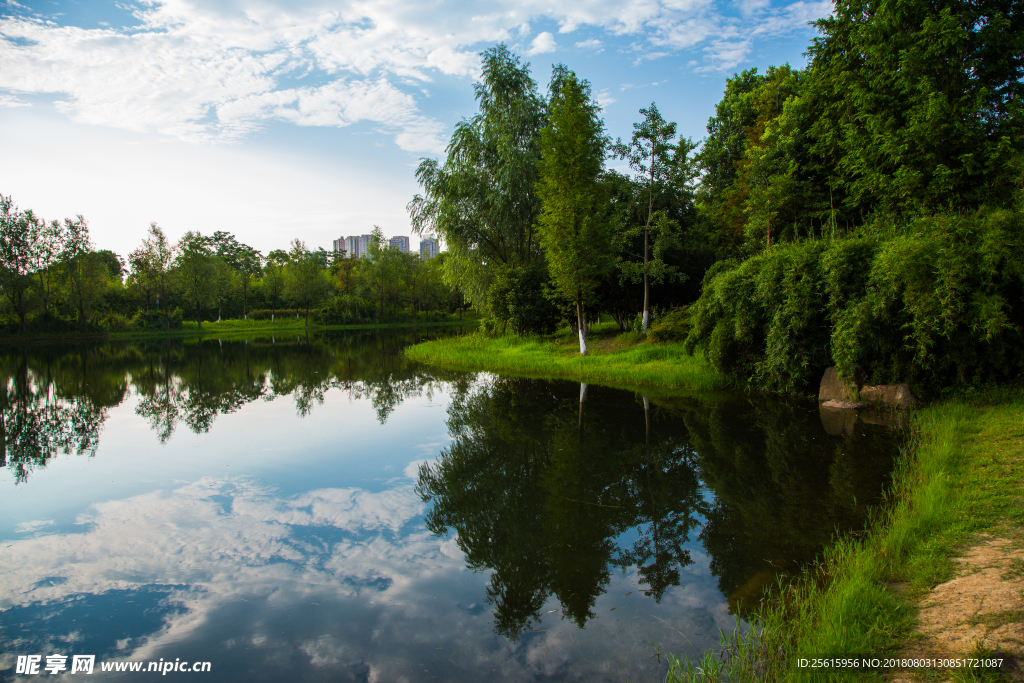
xmin=263 ymin=250 xmax=288 ymax=322
xmin=60 ymin=216 xmax=105 ymax=330
xmin=174 ymin=231 xmax=217 ymax=329
xmin=613 ymin=104 xmax=680 ymax=333
xmin=141 ymin=223 xmax=175 ymax=328
xmin=409 ymin=44 xmax=546 ymax=311
xmin=806 ymin=0 xmax=1024 ymax=216
xmin=284 ymin=239 xmax=331 ymax=327
xmin=209 ymin=231 xmax=262 ymax=319
xmin=0 ymin=197 xmax=36 ymax=333
xmin=360 ymin=227 xmax=405 ymax=320
xmin=537 ymin=70 xmax=611 ymax=355
xmin=33 ymin=218 xmax=66 ymax=317
xmin=127 ymin=246 xmax=159 ymax=311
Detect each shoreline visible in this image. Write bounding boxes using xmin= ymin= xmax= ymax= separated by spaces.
xmin=0 ymin=318 xmax=478 ymax=345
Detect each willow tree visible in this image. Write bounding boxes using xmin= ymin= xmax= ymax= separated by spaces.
xmin=537 ymin=70 xmax=611 ymax=355
xmin=408 ymin=44 xmax=546 ymax=314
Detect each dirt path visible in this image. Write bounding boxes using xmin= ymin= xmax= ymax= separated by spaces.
xmin=893 ymin=535 xmax=1024 ymax=681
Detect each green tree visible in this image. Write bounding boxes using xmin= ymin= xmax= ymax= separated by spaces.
xmin=262 ymin=250 xmax=288 ymax=321
xmin=174 ymin=231 xmax=218 ymax=329
xmin=537 ymin=69 xmax=611 ymax=355
xmin=409 ymin=44 xmax=546 ymax=311
xmin=209 ymin=231 xmax=262 ymax=319
xmin=141 ymin=223 xmax=175 ymax=328
xmin=33 ymin=218 xmax=66 ymax=317
xmin=0 ymin=197 xmax=37 ymax=333
xmin=60 ymin=216 xmax=106 ymax=331
xmin=284 ymin=239 xmax=331 ymax=326
xmin=359 ymin=227 xmax=405 ymax=320
xmin=613 ymin=104 xmax=688 ymax=332
xmin=126 ymin=246 xmax=159 ymax=311
xmin=805 ymin=0 xmax=1024 ymax=217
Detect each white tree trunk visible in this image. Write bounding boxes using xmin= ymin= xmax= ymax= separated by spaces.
xmin=578 ymin=328 xmax=588 ymax=355
xmin=642 ymin=310 xmax=650 ymax=334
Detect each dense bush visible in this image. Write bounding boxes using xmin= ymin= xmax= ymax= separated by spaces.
xmin=685 ymin=210 xmax=1024 ymax=395
xmin=648 ymin=307 xmax=691 ymax=343
xmin=487 ymin=264 xmax=561 ymax=336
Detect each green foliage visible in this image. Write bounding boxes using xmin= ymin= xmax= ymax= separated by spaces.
xmin=647 ymin=306 xmax=691 ymax=343
xmin=486 ymin=263 xmax=560 ymax=336
xmin=806 ymin=0 xmax=1024 ymax=217
xmin=409 ymin=44 xmax=546 ymax=311
xmin=173 ymin=231 xmax=219 ymax=329
xmin=686 ymin=211 xmax=1024 ymax=394
xmin=537 ymin=68 xmax=612 ymax=351
xmin=284 ymin=238 xmax=331 ymax=325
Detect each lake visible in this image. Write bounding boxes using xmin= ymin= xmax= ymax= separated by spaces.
xmin=0 ymin=331 xmax=902 ymax=681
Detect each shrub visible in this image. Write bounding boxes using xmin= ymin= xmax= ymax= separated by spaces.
xmin=487 ymin=264 xmax=560 ymax=336
xmin=648 ymin=306 xmax=691 ymax=342
xmin=685 ymin=210 xmax=1024 ymax=395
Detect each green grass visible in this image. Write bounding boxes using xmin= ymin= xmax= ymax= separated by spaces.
xmin=665 ymin=390 xmax=1024 ymax=682
xmin=404 ymin=327 xmax=729 ymax=392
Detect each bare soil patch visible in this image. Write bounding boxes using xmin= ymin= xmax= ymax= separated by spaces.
xmin=893 ymin=535 xmax=1024 ymax=681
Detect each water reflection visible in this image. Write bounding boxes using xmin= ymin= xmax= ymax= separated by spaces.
xmin=0 ymin=332 xmax=459 ymax=481
xmin=419 ymin=382 xmax=902 ymax=627
xmin=417 ymin=378 xmax=705 ymax=639
xmin=0 ymin=333 xmax=903 ymax=682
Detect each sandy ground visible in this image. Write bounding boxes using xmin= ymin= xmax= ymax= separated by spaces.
xmin=892 ymin=535 xmax=1024 ymax=682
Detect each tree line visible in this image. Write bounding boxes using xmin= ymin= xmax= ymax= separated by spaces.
xmin=412 ymin=0 xmax=1024 ymax=394
xmin=0 ymin=201 xmax=460 ymax=335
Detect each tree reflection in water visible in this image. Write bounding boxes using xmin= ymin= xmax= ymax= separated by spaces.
xmin=0 ymin=331 xmax=460 ymax=480
xmin=416 ymin=377 xmax=706 ymax=640
xmin=0 ymin=333 xmax=902 ymax=638
xmin=418 ymin=380 xmax=902 ymax=637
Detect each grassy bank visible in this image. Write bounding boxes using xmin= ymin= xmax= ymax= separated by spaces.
xmin=404 ymin=325 xmax=728 ymax=391
xmin=667 ymin=390 xmax=1024 ymax=682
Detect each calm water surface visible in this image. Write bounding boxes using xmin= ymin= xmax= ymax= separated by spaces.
xmin=0 ymin=331 xmax=902 ymax=681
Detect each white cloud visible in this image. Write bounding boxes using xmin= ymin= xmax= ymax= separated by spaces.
xmin=0 ymin=94 xmax=30 ymax=108
xmin=0 ymin=0 xmax=830 ymax=151
xmin=574 ymin=38 xmax=603 ymax=51
xmin=0 ymin=472 xmax=733 ymax=681
xmin=527 ymin=31 xmax=557 ymax=55
xmin=696 ymin=38 xmax=752 ymax=71
xmin=595 ymin=88 xmax=616 ymax=107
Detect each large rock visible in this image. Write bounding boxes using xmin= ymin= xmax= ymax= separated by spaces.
xmin=819 ymin=366 xmax=859 ymax=402
xmin=860 ymin=383 xmax=918 ymax=409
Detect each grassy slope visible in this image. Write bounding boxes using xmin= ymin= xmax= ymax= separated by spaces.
xmin=404 ymin=326 xmax=729 ymax=392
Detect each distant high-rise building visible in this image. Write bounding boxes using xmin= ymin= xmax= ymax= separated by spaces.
xmin=389 ymin=236 xmax=410 ymax=253
xmin=419 ymin=237 xmax=440 ymax=260
xmin=334 ymin=234 xmax=373 ymax=258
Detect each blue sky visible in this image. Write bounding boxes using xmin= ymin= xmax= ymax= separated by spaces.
xmin=0 ymin=0 xmax=828 ymax=257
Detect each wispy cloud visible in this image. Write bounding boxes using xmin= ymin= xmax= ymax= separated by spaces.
xmin=574 ymin=37 xmax=603 ymax=51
